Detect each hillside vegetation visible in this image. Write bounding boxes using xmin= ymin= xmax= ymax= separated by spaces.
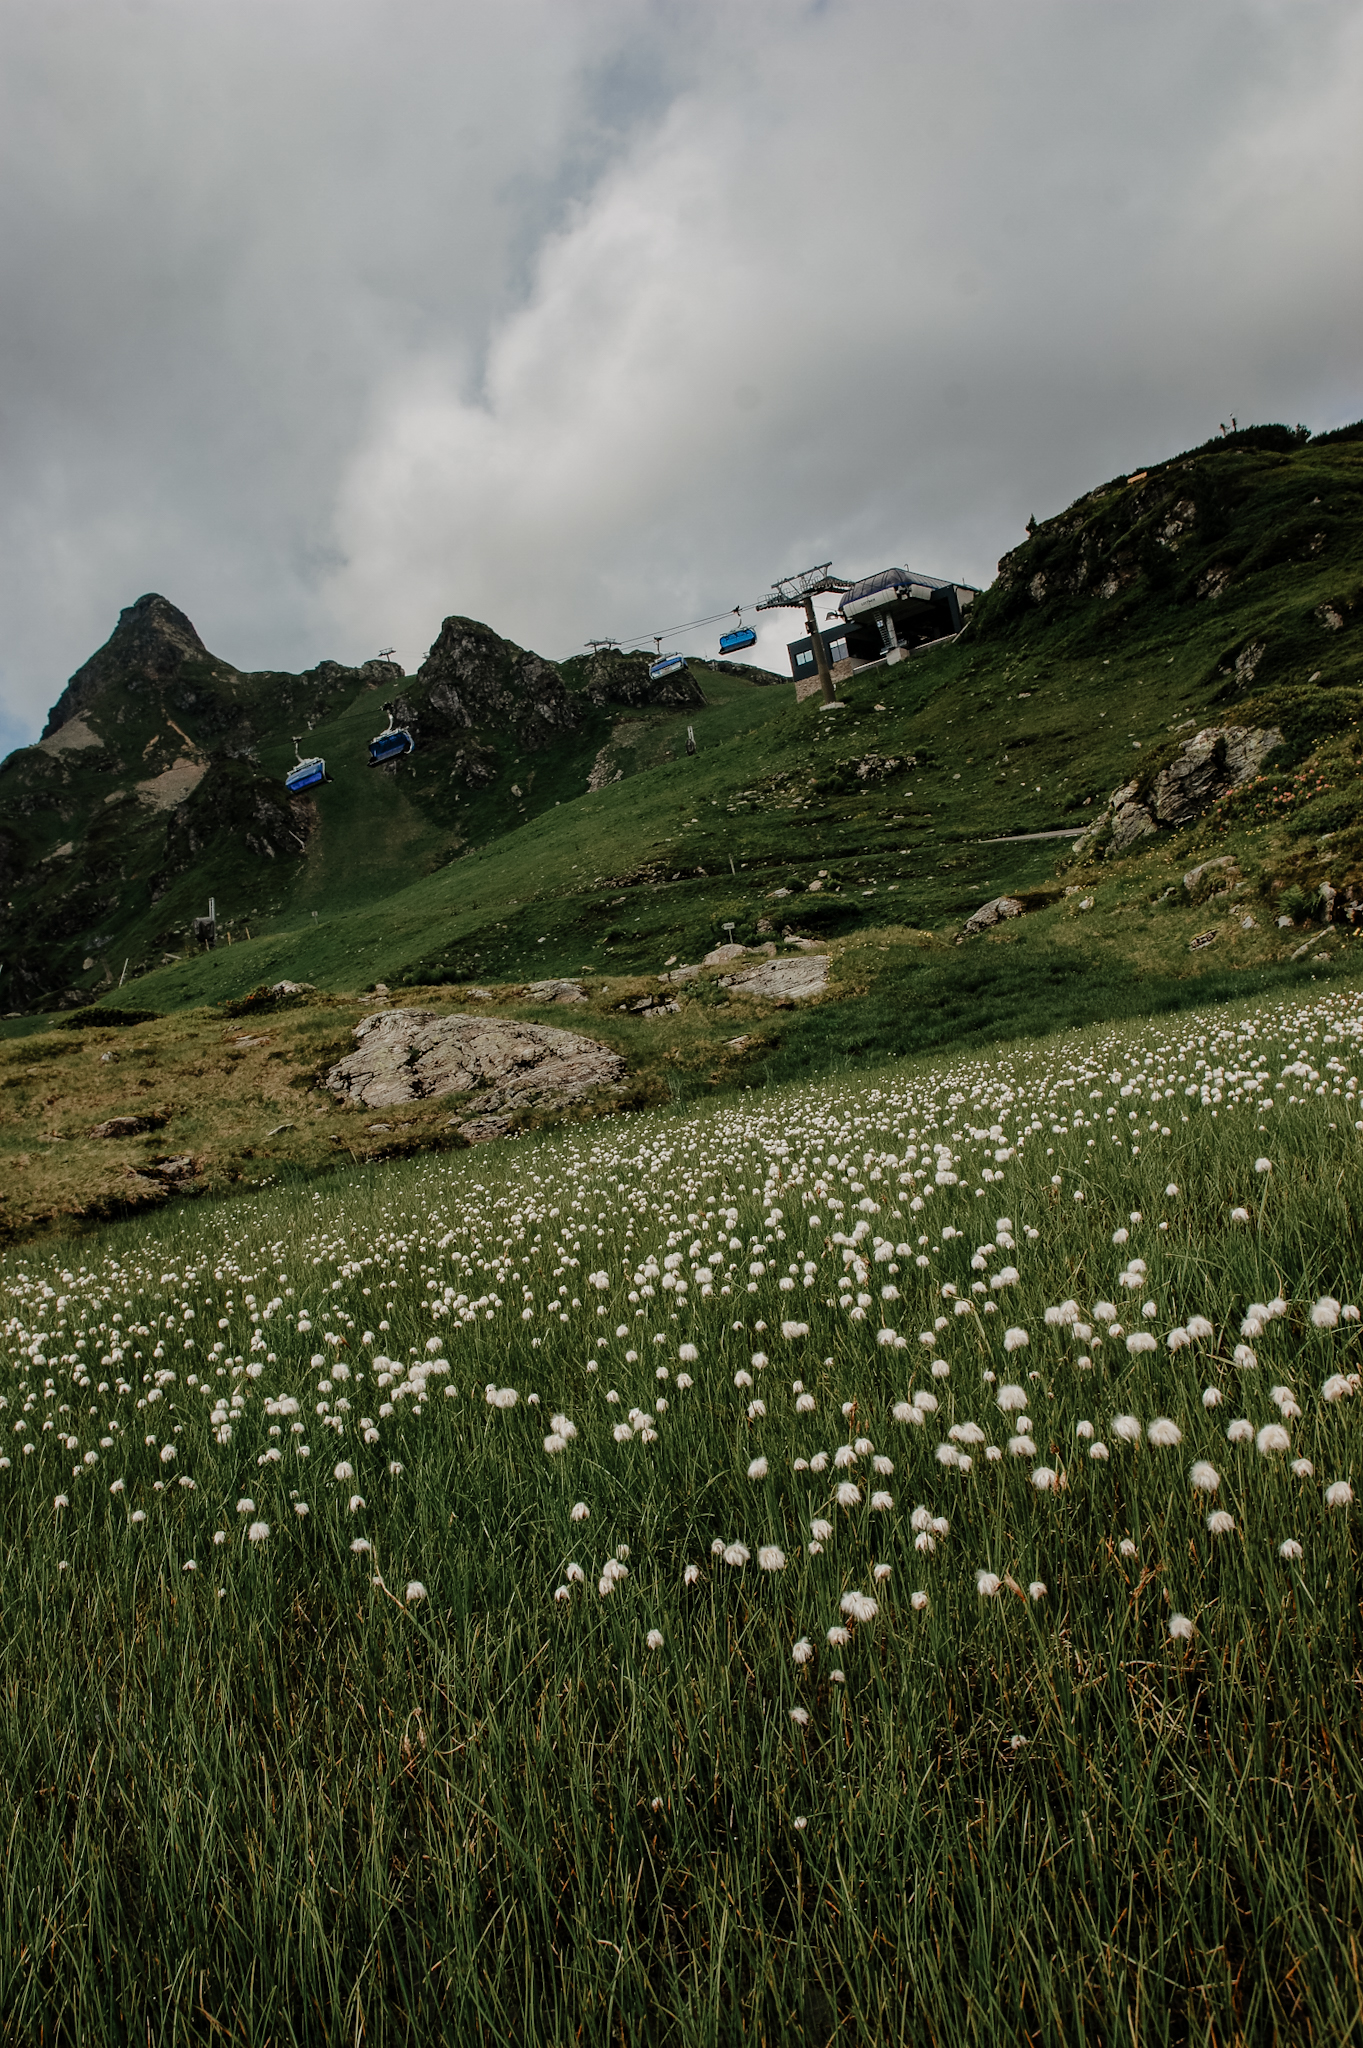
xmin=2 ymin=422 xmax=1362 ymax=1241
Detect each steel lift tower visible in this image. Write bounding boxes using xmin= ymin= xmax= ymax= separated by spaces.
xmin=755 ymin=563 xmax=853 ymax=706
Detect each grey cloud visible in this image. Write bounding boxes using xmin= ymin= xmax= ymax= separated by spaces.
xmin=1 ymin=0 xmax=1360 ymax=751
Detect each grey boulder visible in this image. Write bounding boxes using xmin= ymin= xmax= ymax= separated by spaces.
xmin=325 ymin=1008 xmax=627 ymax=1130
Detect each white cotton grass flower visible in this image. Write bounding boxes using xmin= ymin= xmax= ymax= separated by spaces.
xmin=810 ymin=1518 xmax=832 ymax=1542
xmin=1255 ymin=1157 xmax=1272 ymax=1174
xmin=1231 ymin=1208 xmax=1250 ymax=1224
xmin=570 ymin=1501 xmax=590 ymax=1521
xmin=836 ymin=1481 xmax=861 ymax=1507
xmin=723 ymin=1542 xmax=750 ymax=1567
xmin=758 ymin=1545 xmax=786 ymax=1570
xmin=1234 ymin=1345 xmax=1257 ymax=1369
xmin=840 ymin=1590 xmax=879 ymax=1623
xmin=247 ymin=1521 xmax=270 ymax=1543
xmin=405 ymin=1582 xmax=427 ymax=1604
xmin=351 ymin=1537 xmax=372 ymax=1554
xmin=348 ymin=1495 xmax=365 ymax=1513
xmin=747 ymin=1456 xmax=769 ymax=1481
xmin=1168 ymin=1613 xmax=1195 ymax=1642
xmin=646 ymin=1629 xmax=664 ymax=1650
xmin=1189 ymin=1461 xmax=1220 ymax=1493
xmin=1119 ymin=1539 xmax=1138 ymax=1559
xmin=683 ymin=1563 xmax=700 ymax=1586
xmin=910 ymin=1590 xmax=929 ymax=1612
xmin=566 ymin=1563 xmax=585 ymax=1584
xmin=1227 ymin=1418 xmax=1253 ymax=1443
xmin=826 ymin=1625 xmax=850 ymax=1646
xmin=1003 ymin=1328 xmax=1029 ymax=1352
xmin=873 ymin=1562 xmax=892 ymax=1582
xmin=1147 ymin=1418 xmax=1182 ymax=1448
xmin=1206 ymin=1510 xmax=1236 ymax=1536
xmin=1202 ymin=1387 xmax=1223 ymax=1409
xmin=1028 ymin=1581 xmax=1047 ymax=1601
xmin=1112 ymin=1416 xmax=1141 ymax=1444
xmin=976 ymin=1571 xmax=1002 ymax=1598
xmin=294 ymin=1502 xmax=309 ymax=1518
xmin=236 ymin=1498 xmax=255 ymax=1515
xmin=790 ymin=1707 xmax=810 ymax=1727
xmin=1127 ymin=1332 xmax=1157 ymax=1356
xmin=1312 ymin=1297 xmax=1342 ymax=1329
xmin=1292 ymin=1458 xmax=1314 ymax=1479
xmin=1186 ymin=1316 xmax=1214 ymax=1340
xmin=1032 ymin=1466 xmax=1058 ymax=1492
xmin=333 ymin=1462 xmax=354 ymax=1482
xmin=1089 ymin=1442 xmax=1109 ymax=1461
xmin=792 ymin=1637 xmax=814 ymax=1665
xmin=1325 ymin=1480 xmax=1354 ymax=1508
xmin=1256 ymin=1423 xmax=1291 ymax=1456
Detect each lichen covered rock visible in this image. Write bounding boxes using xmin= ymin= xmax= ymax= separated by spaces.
xmin=324 ymin=1009 xmax=627 ymax=1129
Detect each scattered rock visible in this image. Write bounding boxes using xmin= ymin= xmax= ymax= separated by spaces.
xmin=1183 ymin=856 xmax=1242 ymax=903
xmin=703 ymin=942 xmax=747 ymax=966
xmin=1189 ymin=930 xmax=1218 ymax=951
xmin=1276 ymin=915 xmax=1295 ymax=928
xmin=659 ymin=964 xmax=700 ymax=984
xmin=963 ymin=896 xmax=1024 ymax=936
xmin=147 ymin=1155 xmax=196 ymax=1181
xmin=719 ymin=955 xmax=829 ymax=1001
xmin=726 ymin=1035 xmax=752 ymax=1051
xmin=265 ymin=1123 xmax=294 ymax=1137
xmin=324 ymin=1010 xmax=628 ymax=1129
xmin=523 ymin=978 xmax=588 ymax=1004
xmin=270 ymin=980 xmax=315 ymax=998
xmin=89 ymin=1112 xmax=170 ymax=1138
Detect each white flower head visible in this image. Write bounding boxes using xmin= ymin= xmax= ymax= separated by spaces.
xmin=1206 ymin=1510 xmax=1235 ymax=1536
xmin=1189 ymin=1461 xmax=1220 ymax=1493
xmin=976 ymin=1570 xmax=1002 ymax=1598
xmin=1147 ymin=1418 xmax=1182 ymax=1448
xmin=1256 ymin=1423 xmax=1291 ymax=1456
xmin=1168 ymin=1613 xmax=1195 ymax=1642
xmin=1326 ymin=1480 xmax=1354 ymax=1508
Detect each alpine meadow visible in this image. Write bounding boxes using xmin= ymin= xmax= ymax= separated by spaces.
xmin=4 ymin=417 xmax=1363 ymax=2042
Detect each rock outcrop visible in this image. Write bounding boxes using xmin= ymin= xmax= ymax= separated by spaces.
xmin=962 ymin=895 xmax=1025 ymax=936
xmin=324 ymin=1009 xmax=627 ymax=1135
xmin=574 ymin=647 xmax=706 ymax=709
xmin=719 ymin=955 xmax=829 ymax=1001
xmin=1072 ymin=725 xmax=1283 ymax=859
xmin=411 ymin=616 xmax=583 ymax=753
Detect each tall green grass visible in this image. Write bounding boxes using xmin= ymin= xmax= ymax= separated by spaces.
xmin=2 ymin=987 xmax=1362 ymax=2042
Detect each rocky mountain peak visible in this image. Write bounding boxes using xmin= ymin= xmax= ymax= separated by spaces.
xmin=42 ymin=593 xmax=235 ymax=738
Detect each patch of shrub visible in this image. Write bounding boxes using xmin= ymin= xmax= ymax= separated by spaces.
xmin=54 ymin=1006 xmax=162 ymax=1031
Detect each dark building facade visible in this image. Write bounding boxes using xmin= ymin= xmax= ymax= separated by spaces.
xmin=786 ymin=567 xmax=978 ymax=681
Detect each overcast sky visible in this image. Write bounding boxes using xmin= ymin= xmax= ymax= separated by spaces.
xmin=2 ymin=0 xmax=1360 ymax=753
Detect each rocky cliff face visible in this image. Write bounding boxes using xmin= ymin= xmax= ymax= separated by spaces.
xmin=412 ymin=617 xmax=583 ymax=751
xmin=571 ymin=647 xmax=707 ymax=710
xmin=42 ymin=594 xmax=236 ymax=738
